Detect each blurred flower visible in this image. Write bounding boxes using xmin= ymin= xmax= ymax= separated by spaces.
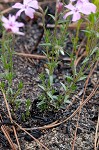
xmin=64 ymin=0 xmax=96 ymax=22
xmin=12 ymin=0 xmax=38 ymax=19
xmin=1 ymin=15 xmax=24 ymax=35
xmin=76 ymin=0 xmax=96 ymax=14
xmin=56 ymin=1 xmax=63 ymax=13
xmin=63 ymin=3 xmax=81 ymax=22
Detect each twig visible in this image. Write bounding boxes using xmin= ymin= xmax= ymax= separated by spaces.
xmin=11 ymin=121 xmax=49 ymax=150
xmin=15 ymin=52 xmax=71 ymax=61
xmin=74 ymin=50 xmax=86 ymax=67
xmin=0 ymin=87 xmax=21 ymax=150
xmin=0 ymin=86 xmax=49 ymax=150
xmin=15 ymin=52 xmax=47 ymax=59
xmin=76 ymin=37 xmax=86 ymax=57
xmin=94 ymin=113 xmax=99 ymax=150
xmin=0 ymin=7 xmax=13 ymax=15
xmin=38 ymin=22 xmax=87 ymax=30
xmin=1 ymin=125 xmax=17 ymax=150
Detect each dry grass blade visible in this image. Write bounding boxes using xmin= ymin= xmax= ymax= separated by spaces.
xmin=1 ymin=125 xmax=17 ymax=150
xmin=15 ymin=52 xmax=47 ymax=59
xmin=0 ymin=107 xmax=49 ymax=150
xmin=0 ymin=86 xmax=21 ymax=150
xmin=11 ymin=121 xmax=50 ymax=150
xmin=38 ymin=22 xmax=86 ymax=29
xmin=74 ymin=50 xmax=86 ymax=67
xmin=1 ymin=86 xmax=48 ymax=149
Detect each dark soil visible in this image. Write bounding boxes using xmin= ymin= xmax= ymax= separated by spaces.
xmin=0 ymin=1 xmax=98 ymax=150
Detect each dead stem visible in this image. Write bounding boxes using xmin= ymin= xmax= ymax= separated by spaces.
xmin=0 ymin=87 xmax=21 ymax=150
xmin=94 ymin=113 xmax=99 ymax=150
xmin=15 ymin=52 xmax=47 ymax=59
xmin=10 ymin=121 xmax=50 ymax=150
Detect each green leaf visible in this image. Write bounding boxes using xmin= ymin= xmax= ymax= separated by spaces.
xmin=37 ymin=100 xmax=46 ymax=106
xmin=65 ymin=100 xmax=71 ymax=104
xmin=71 ymin=85 xmax=77 ymax=91
xmin=38 ymin=85 xmax=45 ymax=91
xmin=82 ymin=57 xmax=89 ymax=64
xmin=65 ymin=76 xmax=73 ymax=82
xmin=52 ymin=95 xmax=58 ymax=100
xmin=47 ymin=91 xmax=53 ymax=100
xmin=48 ymin=14 xmax=55 ymax=21
xmin=18 ymin=81 xmax=23 ymax=89
xmin=82 ymin=30 xmax=91 ymax=34
xmin=49 ymin=75 xmax=53 ymax=86
xmin=0 ymin=73 xmax=5 ymax=78
xmin=59 ymin=48 xmax=64 ymax=55
xmin=64 ymin=95 xmax=69 ymax=103
xmin=78 ymin=76 xmax=87 ymax=82
xmin=15 ymin=100 xmax=21 ymax=110
xmin=58 ymin=19 xmax=70 ymax=24
xmin=60 ymin=82 xmax=67 ymax=91
xmin=96 ymin=32 xmax=99 ymax=38
xmin=26 ymin=99 xmax=31 ymax=107
xmin=90 ymin=47 xmax=98 ymax=56
xmin=45 ymin=68 xmax=49 ymax=75
xmin=44 ymin=6 xmax=48 ymax=15
xmin=39 ymin=43 xmax=51 ymax=46
xmin=0 ymin=82 xmax=5 ymax=89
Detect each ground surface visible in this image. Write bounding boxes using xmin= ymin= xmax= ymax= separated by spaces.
xmin=0 ymin=0 xmax=99 ymax=150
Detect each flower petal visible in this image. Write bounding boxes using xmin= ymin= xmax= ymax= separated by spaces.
xmin=64 ymin=3 xmax=75 ymax=10
xmin=12 ymin=3 xmax=23 ymax=9
xmin=28 ymin=0 xmax=38 ymax=9
xmin=9 ymin=15 xmax=16 ymax=23
xmin=16 ymin=9 xmax=24 ymax=17
xmin=2 ymin=23 xmax=10 ymax=30
xmin=85 ymin=3 xmax=96 ymax=13
xmin=1 ymin=16 xmax=9 ymax=24
xmin=25 ymin=7 xmax=35 ymax=19
xmin=72 ymin=12 xmax=81 ymax=22
xmin=63 ymin=11 xmax=73 ymax=19
xmin=79 ymin=3 xmax=96 ymax=14
xmin=15 ymin=22 xmax=24 ymax=28
xmin=11 ymin=27 xmax=24 ymax=35
xmin=24 ymin=0 xmax=29 ymax=5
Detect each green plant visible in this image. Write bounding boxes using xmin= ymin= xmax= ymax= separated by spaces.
xmin=37 ymin=1 xmax=99 ymax=111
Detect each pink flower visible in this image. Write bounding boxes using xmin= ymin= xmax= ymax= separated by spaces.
xmin=63 ymin=3 xmax=81 ymax=22
xmin=1 ymin=15 xmax=24 ymax=35
xmin=76 ymin=0 xmax=96 ymax=14
xmin=12 ymin=0 xmax=38 ymax=19
xmin=64 ymin=0 xmax=96 ymax=22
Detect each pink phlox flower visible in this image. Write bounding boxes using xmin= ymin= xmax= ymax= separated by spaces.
xmin=63 ymin=3 xmax=81 ymax=22
xmin=12 ymin=0 xmax=38 ymax=19
xmin=76 ymin=0 xmax=96 ymax=14
xmin=1 ymin=15 xmax=24 ymax=35
xmin=64 ymin=0 xmax=96 ymax=22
